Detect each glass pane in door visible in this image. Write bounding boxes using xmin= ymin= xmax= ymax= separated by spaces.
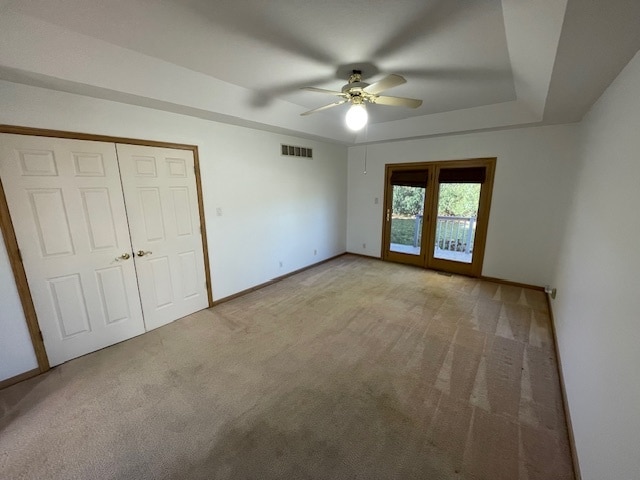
xmin=434 ymin=183 xmax=481 ymax=263
xmin=390 ymin=185 xmax=426 ymax=255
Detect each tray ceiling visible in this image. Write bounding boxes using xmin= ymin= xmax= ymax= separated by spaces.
xmin=0 ymin=0 xmax=639 ymax=144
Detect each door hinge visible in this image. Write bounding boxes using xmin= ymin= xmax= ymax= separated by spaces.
xmin=39 ymin=331 xmax=44 ymax=341
xmin=17 ymin=248 xmax=22 ymax=262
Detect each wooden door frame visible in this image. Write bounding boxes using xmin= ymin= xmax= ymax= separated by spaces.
xmin=0 ymin=125 xmax=214 ymax=385
xmin=381 ymin=157 xmax=496 ymax=277
xmin=425 ymin=158 xmax=496 ymax=277
xmin=381 ymin=163 xmax=434 ymax=267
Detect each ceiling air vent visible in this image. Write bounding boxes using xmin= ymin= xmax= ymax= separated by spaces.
xmin=281 ymin=144 xmax=313 ymax=158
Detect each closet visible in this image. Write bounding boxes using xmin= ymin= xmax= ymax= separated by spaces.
xmin=0 ymin=133 xmax=210 ymax=366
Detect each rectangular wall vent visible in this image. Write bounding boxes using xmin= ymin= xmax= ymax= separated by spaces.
xmin=281 ymin=144 xmax=313 ymax=158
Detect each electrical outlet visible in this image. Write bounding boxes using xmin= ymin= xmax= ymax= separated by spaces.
xmin=279 ymin=260 xmax=283 ymax=268
xmin=362 ymin=243 xmax=366 ymax=249
xmin=313 ymin=249 xmax=317 ymax=256
xmin=374 ymin=197 xmax=379 ymax=204
xmin=216 ymin=207 xmax=223 ymax=217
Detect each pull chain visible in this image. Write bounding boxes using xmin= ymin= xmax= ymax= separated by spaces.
xmin=364 ymin=146 xmax=367 ymax=174
xmin=363 ymin=124 xmax=368 ymax=174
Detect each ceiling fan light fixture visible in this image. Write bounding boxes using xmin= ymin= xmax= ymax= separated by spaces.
xmin=301 ymin=71 xmax=420 ymax=126
xmin=345 ymin=103 xmax=368 ymax=131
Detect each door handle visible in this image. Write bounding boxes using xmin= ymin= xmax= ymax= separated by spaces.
xmin=137 ymin=250 xmax=153 ymax=257
xmin=115 ymin=252 xmax=131 ymax=261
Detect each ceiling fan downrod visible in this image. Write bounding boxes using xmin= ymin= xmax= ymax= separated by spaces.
xmin=348 ymin=70 xmax=363 ymax=84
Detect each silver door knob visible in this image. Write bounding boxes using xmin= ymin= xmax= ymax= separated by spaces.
xmin=137 ymin=250 xmax=152 ymax=257
xmin=116 ymin=252 xmax=131 ymax=261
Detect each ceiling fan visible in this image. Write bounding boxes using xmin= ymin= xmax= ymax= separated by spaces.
xmin=300 ymin=70 xmax=423 ymax=131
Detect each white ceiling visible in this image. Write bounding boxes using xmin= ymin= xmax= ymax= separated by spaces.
xmin=0 ymin=0 xmax=639 ymax=144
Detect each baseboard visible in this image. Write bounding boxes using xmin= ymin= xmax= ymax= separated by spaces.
xmin=546 ymin=294 xmax=582 ymax=480
xmin=345 ymin=254 xmax=545 ymax=292
xmin=344 ymin=251 xmax=383 ymax=261
xmin=0 ymin=367 xmax=40 ymax=390
xmin=211 ymin=253 xmax=347 ymax=306
xmin=479 ymin=275 xmax=544 ymax=292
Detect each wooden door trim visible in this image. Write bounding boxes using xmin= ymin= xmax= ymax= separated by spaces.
xmin=0 ymin=125 xmax=198 ymax=150
xmin=191 ymin=147 xmax=214 ymax=307
xmin=0 ymin=179 xmax=50 ymax=373
xmin=0 ymin=125 xmax=214 ymax=382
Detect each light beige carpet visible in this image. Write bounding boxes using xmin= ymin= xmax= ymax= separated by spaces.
xmin=0 ymin=255 xmax=574 ymax=479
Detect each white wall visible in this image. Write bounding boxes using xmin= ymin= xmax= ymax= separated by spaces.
xmin=551 ymin=51 xmax=640 ymax=480
xmin=347 ymin=124 xmax=579 ymax=286
xmin=0 ymin=238 xmax=38 ymax=380
xmin=0 ymin=80 xmax=347 ymax=381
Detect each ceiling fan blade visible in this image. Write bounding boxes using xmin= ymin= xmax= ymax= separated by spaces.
xmin=301 ymin=87 xmax=347 ymax=96
xmin=251 ymin=75 xmax=337 ymax=107
xmin=372 ymin=95 xmax=423 ymax=108
xmin=363 ymin=74 xmax=406 ymax=95
xmin=300 ymin=99 xmax=348 ymax=116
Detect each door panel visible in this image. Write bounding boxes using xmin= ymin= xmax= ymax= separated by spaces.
xmin=432 ymin=183 xmax=481 ymax=264
xmin=426 ymin=162 xmax=494 ymax=277
xmin=80 ymin=188 xmax=119 ymax=250
xmin=178 ymin=250 xmax=199 ymax=298
xmin=0 ymin=134 xmax=145 ymax=366
xmin=388 ymin=185 xmax=425 ymax=256
xmin=148 ymin=255 xmax=174 ymax=308
xmin=28 ymin=188 xmax=75 ymax=256
xmin=171 ymin=187 xmax=193 ymax=236
xmin=139 ymin=187 xmax=166 ymax=241
xmin=382 ymin=166 xmax=431 ymax=266
xmin=48 ymin=273 xmax=91 ymax=338
xmin=96 ymin=265 xmax=134 ymax=324
xmin=116 ymin=144 xmax=208 ymax=330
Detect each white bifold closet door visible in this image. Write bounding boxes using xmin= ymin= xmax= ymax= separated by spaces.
xmin=0 ymin=135 xmax=208 ymax=366
xmin=116 ymin=144 xmax=207 ymax=331
xmin=0 ymin=134 xmax=145 ymax=366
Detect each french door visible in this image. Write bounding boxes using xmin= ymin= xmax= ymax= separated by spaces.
xmin=382 ymin=166 xmax=431 ymax=267
xmin=0 ymin=134 xmax=209 ymax=366
xmin=382 ymin=158 xmax=495 ymax=276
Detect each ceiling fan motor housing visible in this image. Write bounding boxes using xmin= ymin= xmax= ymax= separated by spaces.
xmin=343 ymin=71 xmax=370 ymax=103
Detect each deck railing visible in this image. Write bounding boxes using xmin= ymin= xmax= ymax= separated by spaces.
xmin=401 ymin=215 xmax=477 ymax=253
xmin=435 ymin=216 xmax=476 ymax=253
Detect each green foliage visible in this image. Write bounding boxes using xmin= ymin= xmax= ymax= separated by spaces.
xmin=391 ymin=183 xmax=480 ymax=217
xmin=392 ymin=186 xmax=425 ymax=216
xmin=437 ymin=184 xmax=480 ymax=217
xmin=390 ymin=218 xmax=421 ymax=245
